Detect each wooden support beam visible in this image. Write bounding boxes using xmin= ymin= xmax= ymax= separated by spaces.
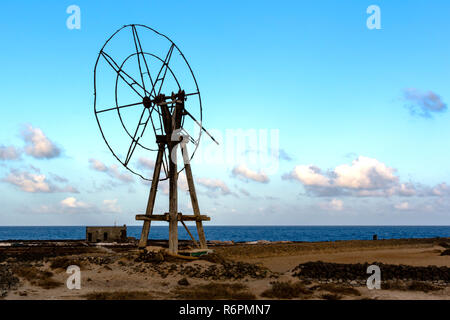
xmin=180 ymin=220 xmax=200 ymax=248
xmin=182 ymin=143 xmax=208 ymax=249
xmin=168 ymin=144 xmax=178 ymax=254
xmin=138 ymin=146 xmax=164 ymax=248
xmin=158 ymin=100 xmax=179 ymax=254
xmin=136 ymin=214 xmax=169 ymax=221
xmin=178 ymin=214 xmax=211 ymax=221
xmin=136 ymin=214 xmax=210 ymax=222
xmin=167 ymin=90 xmax=184 ymax=254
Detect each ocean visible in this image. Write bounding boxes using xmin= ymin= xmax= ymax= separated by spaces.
xmin=0 ymin=226 xmax=449 ymax=242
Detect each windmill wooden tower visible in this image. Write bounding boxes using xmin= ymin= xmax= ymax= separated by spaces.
xmin=93 ymin=24 xmax=218 ymax=253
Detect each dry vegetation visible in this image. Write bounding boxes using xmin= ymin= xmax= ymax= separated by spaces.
xmin=84 ymin=291 xmax=154 ymax=300
xmin=311 ymin=283 xmax=361 ymax=297
xmin=175 ymin=282 xmax=256 ymax=300
xmin=13 ymin=266 xmax=62 ymax=289
xmin=50 ymin=257 xmax=84 ymax=270
xmin=320 ymin=293 xmax=343 ymax=300
xmin=381 ymin=280 xmax=442 ymax=292
xmin=260 ymin=281 xmax=361 ymax=300
xmin=261 ymin=281 xmax=312 ymax=299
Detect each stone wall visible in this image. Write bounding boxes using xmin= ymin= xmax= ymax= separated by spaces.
xmin=292 ymin=261 xmax=450 ymax=286
xmin=85 ymin=226 xmax=127 ymax=243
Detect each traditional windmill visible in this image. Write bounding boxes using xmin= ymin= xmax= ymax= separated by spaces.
xmin=93 ymin=24 xmax=217 ymax=253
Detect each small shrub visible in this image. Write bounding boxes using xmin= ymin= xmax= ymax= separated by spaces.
xmin=261 ymin=281 xmax=312 ymax=299
xmin=176 ymin=282 xmax=255 ymax=300
xmin=84 ymin=291 xmax=154 ymax=300
xmin=13 ymin=266 xmax=62 ymax=289
xmin=438 ymin=242 xmax=450 ymax=249
xmin=178 ymin=277 xmax=190 ymax=286
xmin=381 ymin=280 xmax=406 ymax=290
xmin=321 ymin=293 xmax=342 ymax=300
xmin=382 ymin=280 xmax=441 ymax=292
xmin=407 ymin=281 xmax=441 ymax=293
xmin=314 ymin=284 xmax=360 ymax=296
xmin=35 ymin=278 xmax=62 ymax=289
xmin=50 ymin=257 xmax=82 ymax=270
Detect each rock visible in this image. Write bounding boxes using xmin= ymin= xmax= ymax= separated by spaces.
xmin=438 ymin=242 xmax=450 ymax=249
xmin=178 ymin=277 xmax=190 ymax=286
xmin=292 ymin=261 xmax=450 ymax=283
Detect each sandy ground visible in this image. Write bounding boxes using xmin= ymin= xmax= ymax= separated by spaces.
xmin=241 ymin=246 xmax=448 ymax=273
xmin=1 ymin=238 xmax=449 ymax=300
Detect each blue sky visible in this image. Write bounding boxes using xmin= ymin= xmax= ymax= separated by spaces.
xmin=0 ymin=0 xmax=449 ymax=226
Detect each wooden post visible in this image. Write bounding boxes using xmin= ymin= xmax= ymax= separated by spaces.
xmin=182 ymin=143 xmax=207 ymax=249
xmin=138 ymin=145 xmax=164 ymax=248
xmin=168 ymin=142 xmax=178 ymax=254
xmin=167 ymin=93 xmax=184 ymax=254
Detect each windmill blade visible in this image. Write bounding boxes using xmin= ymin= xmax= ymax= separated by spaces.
xmin=184 ymin=109 xmax=219 ymax=145
xmin=131 ymin=25 xmax=155 ymax=92
xmin=100 ymin=51 xmax=146 ymax=98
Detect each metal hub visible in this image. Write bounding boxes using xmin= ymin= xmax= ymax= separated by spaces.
xmin=143 ymin=96 xmax=152 ymax=109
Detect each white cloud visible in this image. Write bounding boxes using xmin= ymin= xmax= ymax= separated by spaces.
xmin=60 ymin=197 xmax=89 ymax=209
xmin=61 ymin=185 xmax=79 ymax=193
xmin=89 ymin=158 xmax=133 ymax=183
xmin=103 ymin=199 xmax=122 ymax=213
xmin=197 ymin=178 xmax=231 ymax=195
xmin=334 ymin=156 xmax=397 ymax=189
xmin=283 ymin=156 xmax=424 ymax=198
xmin=137 ymin=157 xmax=155 ymax=170
xmin=89 ymin=158 xmax=107 ymax=172
xmin=108 ymin=165 xmax=134 ymax=183
xmin=431 ymin=183 xmax=450 ymax=196
xmin=283 ymin=165 xmax=330 ymax=187
xmin=3 ymin=170 xmax=78 ymax=193
xmin=5 ymin=171 xmax=50 ymax=192
xmin=404 ymin=88 xmax=447 ymax=118
xmin=0 ymin=145 xmax=21 ymax=160
xmin=239 ymin=188 xmax=251 ymax=197
xmin=31 ymin=197 xmax=115 ymax=214
xmin=21 ymin=125 xmax=61 ymax=159
xmin=319 ymin=198 xmax=344 ymax=211
xmin=394 ymin=183 xmax=417 ymax=197
xmin=232 ymin=163 xmax=269 ymax=183
xmin=394 ymin=202 xmax=410 ymax=211
xmin=157 ymin=174 xmax=189 ymax=195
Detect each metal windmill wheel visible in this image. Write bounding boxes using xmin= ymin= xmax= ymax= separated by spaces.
xmin=94 ymin=24 xmax=217 ymax=253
